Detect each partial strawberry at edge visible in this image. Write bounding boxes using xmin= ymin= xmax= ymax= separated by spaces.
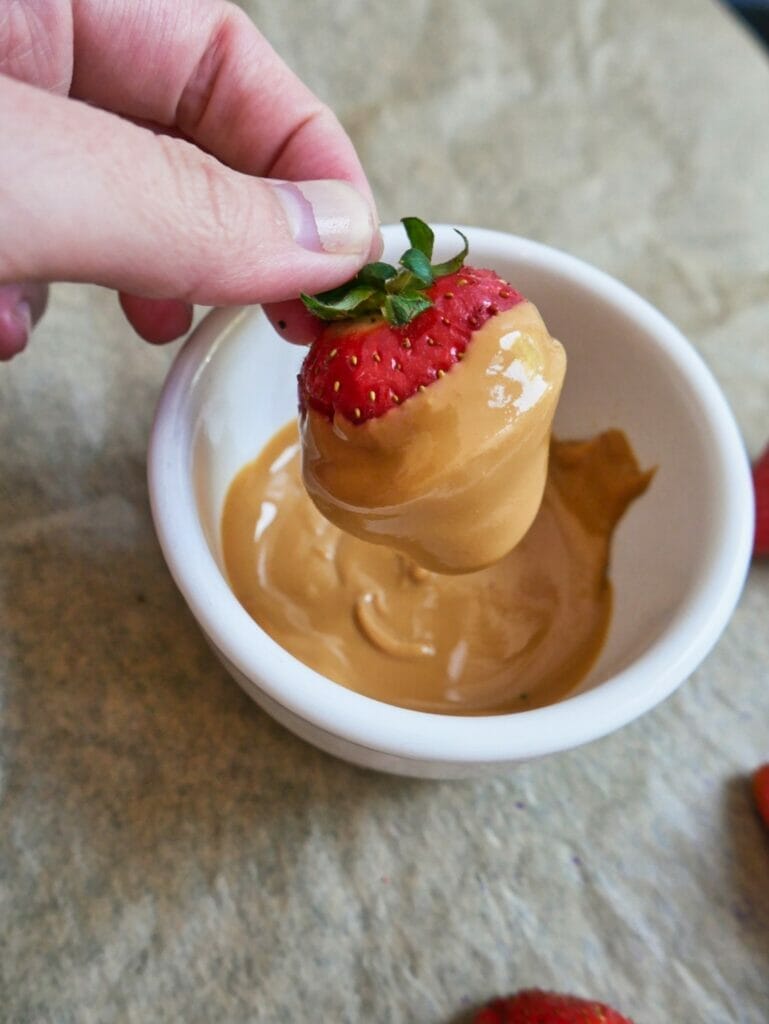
xmin=754 ymin=763 xmax=769 ymax=830
xmin=752 ymin=445 xmax=769 ymax=557
xmin=473 ymin=989 xmax=635 ymax=1024
xmin=298 ymin=217 xmax=524 ymax=423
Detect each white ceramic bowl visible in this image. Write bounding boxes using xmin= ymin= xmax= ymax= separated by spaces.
xmin=148 ymin=225 xmax=754 ymax=779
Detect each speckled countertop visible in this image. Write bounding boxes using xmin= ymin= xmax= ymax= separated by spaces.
xmin=1 ymin=2 xmax=768 ymax=1021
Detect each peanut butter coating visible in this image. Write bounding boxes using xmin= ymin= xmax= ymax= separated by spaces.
xmin=300 ymin=302 xmax=567 ymax=574
xmin=221 ymin=422 xmax=652 ymax=716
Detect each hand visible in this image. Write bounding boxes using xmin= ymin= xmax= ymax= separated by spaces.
xmin=0 ymin=0 xmax=380 ymax=359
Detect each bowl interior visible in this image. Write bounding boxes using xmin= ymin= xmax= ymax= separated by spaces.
xmin=187 ymin=226 xmax=736 ymax=701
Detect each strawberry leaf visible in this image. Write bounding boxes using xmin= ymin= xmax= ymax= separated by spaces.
xmin=300 ymin=219 xmax=469 ymax=326
xmin=357 ymin=262 xmax=398 ymax=286
xmin=385 ymin=293 xmax=433 ymax=325
xmin=400 ymin=248 xmax=434 ymax=285
xmin=385 ymin=269 xmax=416 ymax=295
xmin=300 ymin=285 xmax=376 ymax=321
xmin=402 ymin=217 xmax=434 ymax=260
xmin=432 ymin=229 xmax=469 ymax=278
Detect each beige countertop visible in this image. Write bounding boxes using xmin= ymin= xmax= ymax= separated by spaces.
xmin=1 ymin=2 xmax=768 ymax=1021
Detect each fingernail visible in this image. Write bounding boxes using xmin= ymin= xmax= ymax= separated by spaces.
xmin=272 ymin=180 xmax=376 ymax=256
xmin=0 ymin=297 xmax=31 ymax=361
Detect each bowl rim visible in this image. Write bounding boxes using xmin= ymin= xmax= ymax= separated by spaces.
xmin=148 ymin=225 xmax=754 ymax=764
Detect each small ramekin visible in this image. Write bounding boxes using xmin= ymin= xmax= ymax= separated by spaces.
xmin=148 ymin=226 xmax=754 ymax=778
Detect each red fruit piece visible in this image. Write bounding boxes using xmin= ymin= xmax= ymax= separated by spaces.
xmin=299 ymin=266 xmax=524 ymax=422
xmin=754 ymin=763 xmax=769 ymax=829
xmin=473 ymin=989 xmax=634 ymax=1024
xmin=298 ymin=217 xmax=525 ymax=423
xmin=753 ymin=445 xmax=769 ymax=557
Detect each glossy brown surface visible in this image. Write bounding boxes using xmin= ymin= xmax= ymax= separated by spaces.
xmin=301 ymin=302 xmax=566 ymax=574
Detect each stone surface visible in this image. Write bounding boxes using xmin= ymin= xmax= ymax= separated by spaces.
xmin=1 ymin=2 xmax=768 ymax=1021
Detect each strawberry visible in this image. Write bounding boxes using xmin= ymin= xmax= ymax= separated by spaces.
xmin=753 ymin=763 xmax=769 ymax=829
xmin=473 ymin=990 xmax=634 ymax=1024
xmin=753 ymin=444 xmax=769 ymax=557
xmin=299 ymin=217 xmax=524 ymax=422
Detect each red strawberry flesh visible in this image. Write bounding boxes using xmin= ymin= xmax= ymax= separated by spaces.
xmin=754 ymin=763 xmax=769 ymax=829
xmin=473 ymin=990 xmax=634 ymax=1023
xmin=299 ymin=267 xmax=524 ymax=423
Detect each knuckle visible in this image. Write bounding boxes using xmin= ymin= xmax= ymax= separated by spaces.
xmin=0 ymin=0 xmax=71 ymax=91
xmin=155 ymin=135 xmax=256 ymax=300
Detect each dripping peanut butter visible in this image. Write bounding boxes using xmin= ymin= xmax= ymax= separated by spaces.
xmin=221 ymin=421 xmax=652 ymax=715
xmin=301 ymin=302 xmax=566 ymax=574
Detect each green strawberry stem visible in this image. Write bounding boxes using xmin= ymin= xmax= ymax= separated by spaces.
xmin=300 ymin=217 xmax=468 ymax=326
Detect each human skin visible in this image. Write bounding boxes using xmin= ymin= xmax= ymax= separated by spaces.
xmin=0 ymin=0 xmax=380 ymax=359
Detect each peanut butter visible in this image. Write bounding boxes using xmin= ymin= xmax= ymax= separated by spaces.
xmin=221 ymin=421 xmax=652 ymax=715
xmin=301 ymin=302 xmax=567 ymax=574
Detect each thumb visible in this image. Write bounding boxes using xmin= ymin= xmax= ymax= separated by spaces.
xmin=0 ymin=77 xmax=378 ymax=304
